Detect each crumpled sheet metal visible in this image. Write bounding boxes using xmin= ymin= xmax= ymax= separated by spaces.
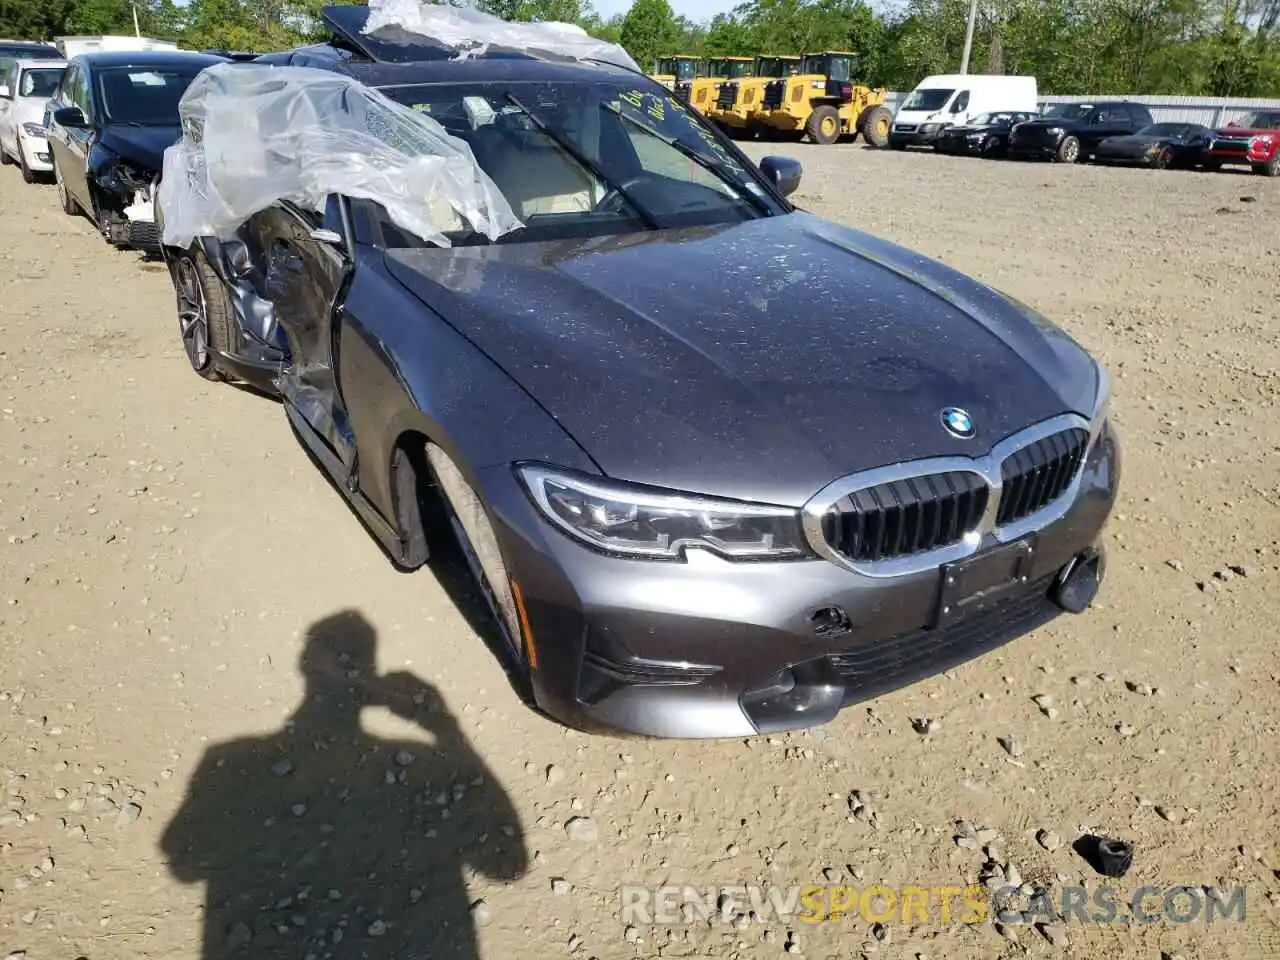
xmin=157 ymin=62 xmax=521 ymax=250
xmin=363 ymin=0 xmax=641 ymax=72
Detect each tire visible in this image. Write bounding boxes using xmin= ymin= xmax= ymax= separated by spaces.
xmin=425 ymin=444 xmax=526 ymax=669
xmin=171 ymin=247 xmax=233 ymax=382
xmin=805 ymin=105 xmax=839 ymax=145
xmin=53 ymin=157 xmax=77 ymax=214
xmin=1254 ymin=154 xmax=1280 ymax=177
xmin=18 ymin=144 xmax=36 ymax=184
xmin=1055 ymin=135 xmax=1081 ymax=163
xmin=0 ymin=143 xmax=11 ymax=165
xmin=858 ymin=105 xmax=892 ymax=148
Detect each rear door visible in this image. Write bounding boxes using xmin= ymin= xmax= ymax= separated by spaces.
xmin=250 ymin=198 xmax=358 ymax=477
xmin=1081 ymin=105 xmax=1119 ymax=150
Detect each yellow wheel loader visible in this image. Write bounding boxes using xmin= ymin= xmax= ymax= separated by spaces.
xmin=650 ymin=56 xmax=701 ymax=92
xmin=756 ymin=52 xmax=892 ymax=146
xmin=683 ymin=55 xmax=753 ymax=115
xmin=707 ymin=54 xmax=802 ymax=139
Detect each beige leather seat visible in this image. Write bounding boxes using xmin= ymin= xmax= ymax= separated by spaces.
xmin=474 ymin=125 xmax=602 ymax=219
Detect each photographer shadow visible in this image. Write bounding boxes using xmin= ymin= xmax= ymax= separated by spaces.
xmin=160 ymin=609 xmax=527 ymax=958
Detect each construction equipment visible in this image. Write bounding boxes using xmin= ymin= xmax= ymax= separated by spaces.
xmin=757 ymin=51 xmax=892 ymax=146
xmin=706 ymin=54 xmax=802 ymax=138
xmin=682 ymin=55 xmax=753 ymax=115
xmin=650 ymin=55 xmax=701 ymax=92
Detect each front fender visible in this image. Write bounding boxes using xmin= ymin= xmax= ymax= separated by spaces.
xmin=340 ymin=252 xmax=599 ymax=526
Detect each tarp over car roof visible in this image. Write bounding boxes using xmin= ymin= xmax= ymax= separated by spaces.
xmin=321 ymin=0 xmax=640 ymax=72
xmin=157 ymin=62 xmax=520 ymax=250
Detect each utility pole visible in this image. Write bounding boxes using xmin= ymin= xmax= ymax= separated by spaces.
xmin=132 ymin=1 xmax=142 ymax=38
xmin=959 ymin=0 xmax=978 ymax=74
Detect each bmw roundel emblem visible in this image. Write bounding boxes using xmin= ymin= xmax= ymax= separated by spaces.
xmin=940 ymin=407 xmax=976 ymax=439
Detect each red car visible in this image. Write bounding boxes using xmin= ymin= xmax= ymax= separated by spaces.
xmin=1206 ymin=109 xmax=1280 ymax=176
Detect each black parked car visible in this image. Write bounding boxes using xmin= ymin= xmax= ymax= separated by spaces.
xmin=1092 ymin=122 xmax=1215 ymax=169
xmin=1008 ymin=101 xmax=1155 ymax=163
xmin=43 ymin=49 xmax=226 ymax=250
xmin=156 ymin=5 xmax=1118 ymax=740
xmin=0 ymin=39 xmax=61 ymax=81
xmin=933 ymin=111 xmax=1039 ymax=157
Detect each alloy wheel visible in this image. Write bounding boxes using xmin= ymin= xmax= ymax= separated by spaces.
xmin=174 ymin=257 xmax=211 ymax=372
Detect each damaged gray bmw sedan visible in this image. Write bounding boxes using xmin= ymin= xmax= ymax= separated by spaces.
xmin=156 ymin=4 xmax=1120 ymax=739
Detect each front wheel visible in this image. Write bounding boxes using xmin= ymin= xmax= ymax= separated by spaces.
xmin=858 ymin=105 xmax=893 ymax=148
xmin=1055 ymin=135 xmax=1081 ymax=163
xmin=425 ymin=444 xmax=527 ymax=671
xmin=805 ymin=105 xmax=840 ymax=145
xmin=171 ymin=248 xmax=232 ymax=382
xmin=1253 ymin=154 xmax=1280 ymax=177
xmin=53 ymin=157 xmax=77 ymax=214
xmin=18 ymin=144 xmax=36 ymax=184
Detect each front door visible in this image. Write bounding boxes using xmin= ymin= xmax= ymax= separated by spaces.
xmin=250 ymin=198 xmax=357 ymax=477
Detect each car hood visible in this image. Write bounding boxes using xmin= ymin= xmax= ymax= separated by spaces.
xmin=1213 ymin=126 xmax=1278 ymax=138
xmin=384 ymin=213 xmax=1098 ymax=506
xmin=12 ymin=96 xmax=52 ymax=130
xmin=97 ymin=123 xmax=180 ymax=171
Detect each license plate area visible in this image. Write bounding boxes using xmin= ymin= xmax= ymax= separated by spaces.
xmin=934 ymin=536 xmax=1036 ymax=628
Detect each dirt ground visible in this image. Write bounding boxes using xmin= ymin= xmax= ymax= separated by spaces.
xmin=1 ymin=143 xmax=1278 ymax=960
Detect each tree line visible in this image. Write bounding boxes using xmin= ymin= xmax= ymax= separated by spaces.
xmin=2 ymin=0 xmax=1276 ymax=96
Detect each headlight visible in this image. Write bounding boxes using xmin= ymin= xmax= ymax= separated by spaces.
xmin=516 ymin=464 xmax=810 ymax=561
xmin=967 ymin=132 xmax=985 ymax=139
xmin=20 ymin=122 xmax=47 ymax=137
xmin=1047 ymin=126 xmax=1063 ymax=136
xmin=921 ymin=123 xmax=940 ymax=133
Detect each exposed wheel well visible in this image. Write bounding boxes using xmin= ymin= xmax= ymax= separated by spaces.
xmin=389 ymin=429 xmax=446 ymax=568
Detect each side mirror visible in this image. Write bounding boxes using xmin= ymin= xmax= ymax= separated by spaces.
xmin=52 ymin=105 xmax=85 ymax=128
xmin=0 ymin=84 xmax=10 ymax=99
xmin=759 ymin=155 xmax=802 ymax=199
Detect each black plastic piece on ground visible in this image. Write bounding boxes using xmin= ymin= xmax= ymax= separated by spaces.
xmin=1073 ymin=833 xmax=1133 ymax=877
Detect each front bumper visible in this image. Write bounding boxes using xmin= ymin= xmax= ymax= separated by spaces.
xmin=17 ymin=132 xmax=53 ymax=171
xmin=482 ymin=421 xmax=1121 ymax=739
xmin=934 ymin=135 xmax=987 ymax=155
xmin=1007 ymin=134 xmax=1062 ymax=159
xmin=889 ymin=124 xmax=947 ymax=148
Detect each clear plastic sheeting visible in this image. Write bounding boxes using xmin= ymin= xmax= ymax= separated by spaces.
xmin=157 ymin=62 xmax=521 ymax=250
xmin=362 ymin=0 xmax=641 ymax=72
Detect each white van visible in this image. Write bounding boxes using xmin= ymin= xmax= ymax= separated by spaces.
xmin=890 ymin=74 xmax=1038 ymax=150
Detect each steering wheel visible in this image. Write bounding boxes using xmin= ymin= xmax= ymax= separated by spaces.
xmin=595 ymin=174 xmax=649 ymax=214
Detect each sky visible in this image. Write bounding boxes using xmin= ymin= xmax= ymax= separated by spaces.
xmin=592 ymin=0 xmax=743 ymax=23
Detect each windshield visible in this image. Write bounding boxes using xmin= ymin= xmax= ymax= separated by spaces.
xmin=902 ymin=87 xmax=954 ymax=112
xmin=0 ymin=45 xmax=61 ymax=79
xmin=97 ymin=65 xmax=206 ymax=125
xmin=756 ymin=57 xmax=800 ymax=78
xmin=972 ymin=112 xmax=1024 ymax=125
xmin=675 ymin=59 xmax=698 ymax=82
xmin=19 ymin=67 xmax=63 ymax=97
xmin=1240 ymin=110 xmax=1280 ymax=129
xmin=1043 ymin=103 xmax=1093 ymax=121
xmin=802 ymin=56 xmax=851 ymax=81
xmin=725 ymin=60 xmax=752 ymax=79
xmin=378 ymin=79 xmax=776 ymax=244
